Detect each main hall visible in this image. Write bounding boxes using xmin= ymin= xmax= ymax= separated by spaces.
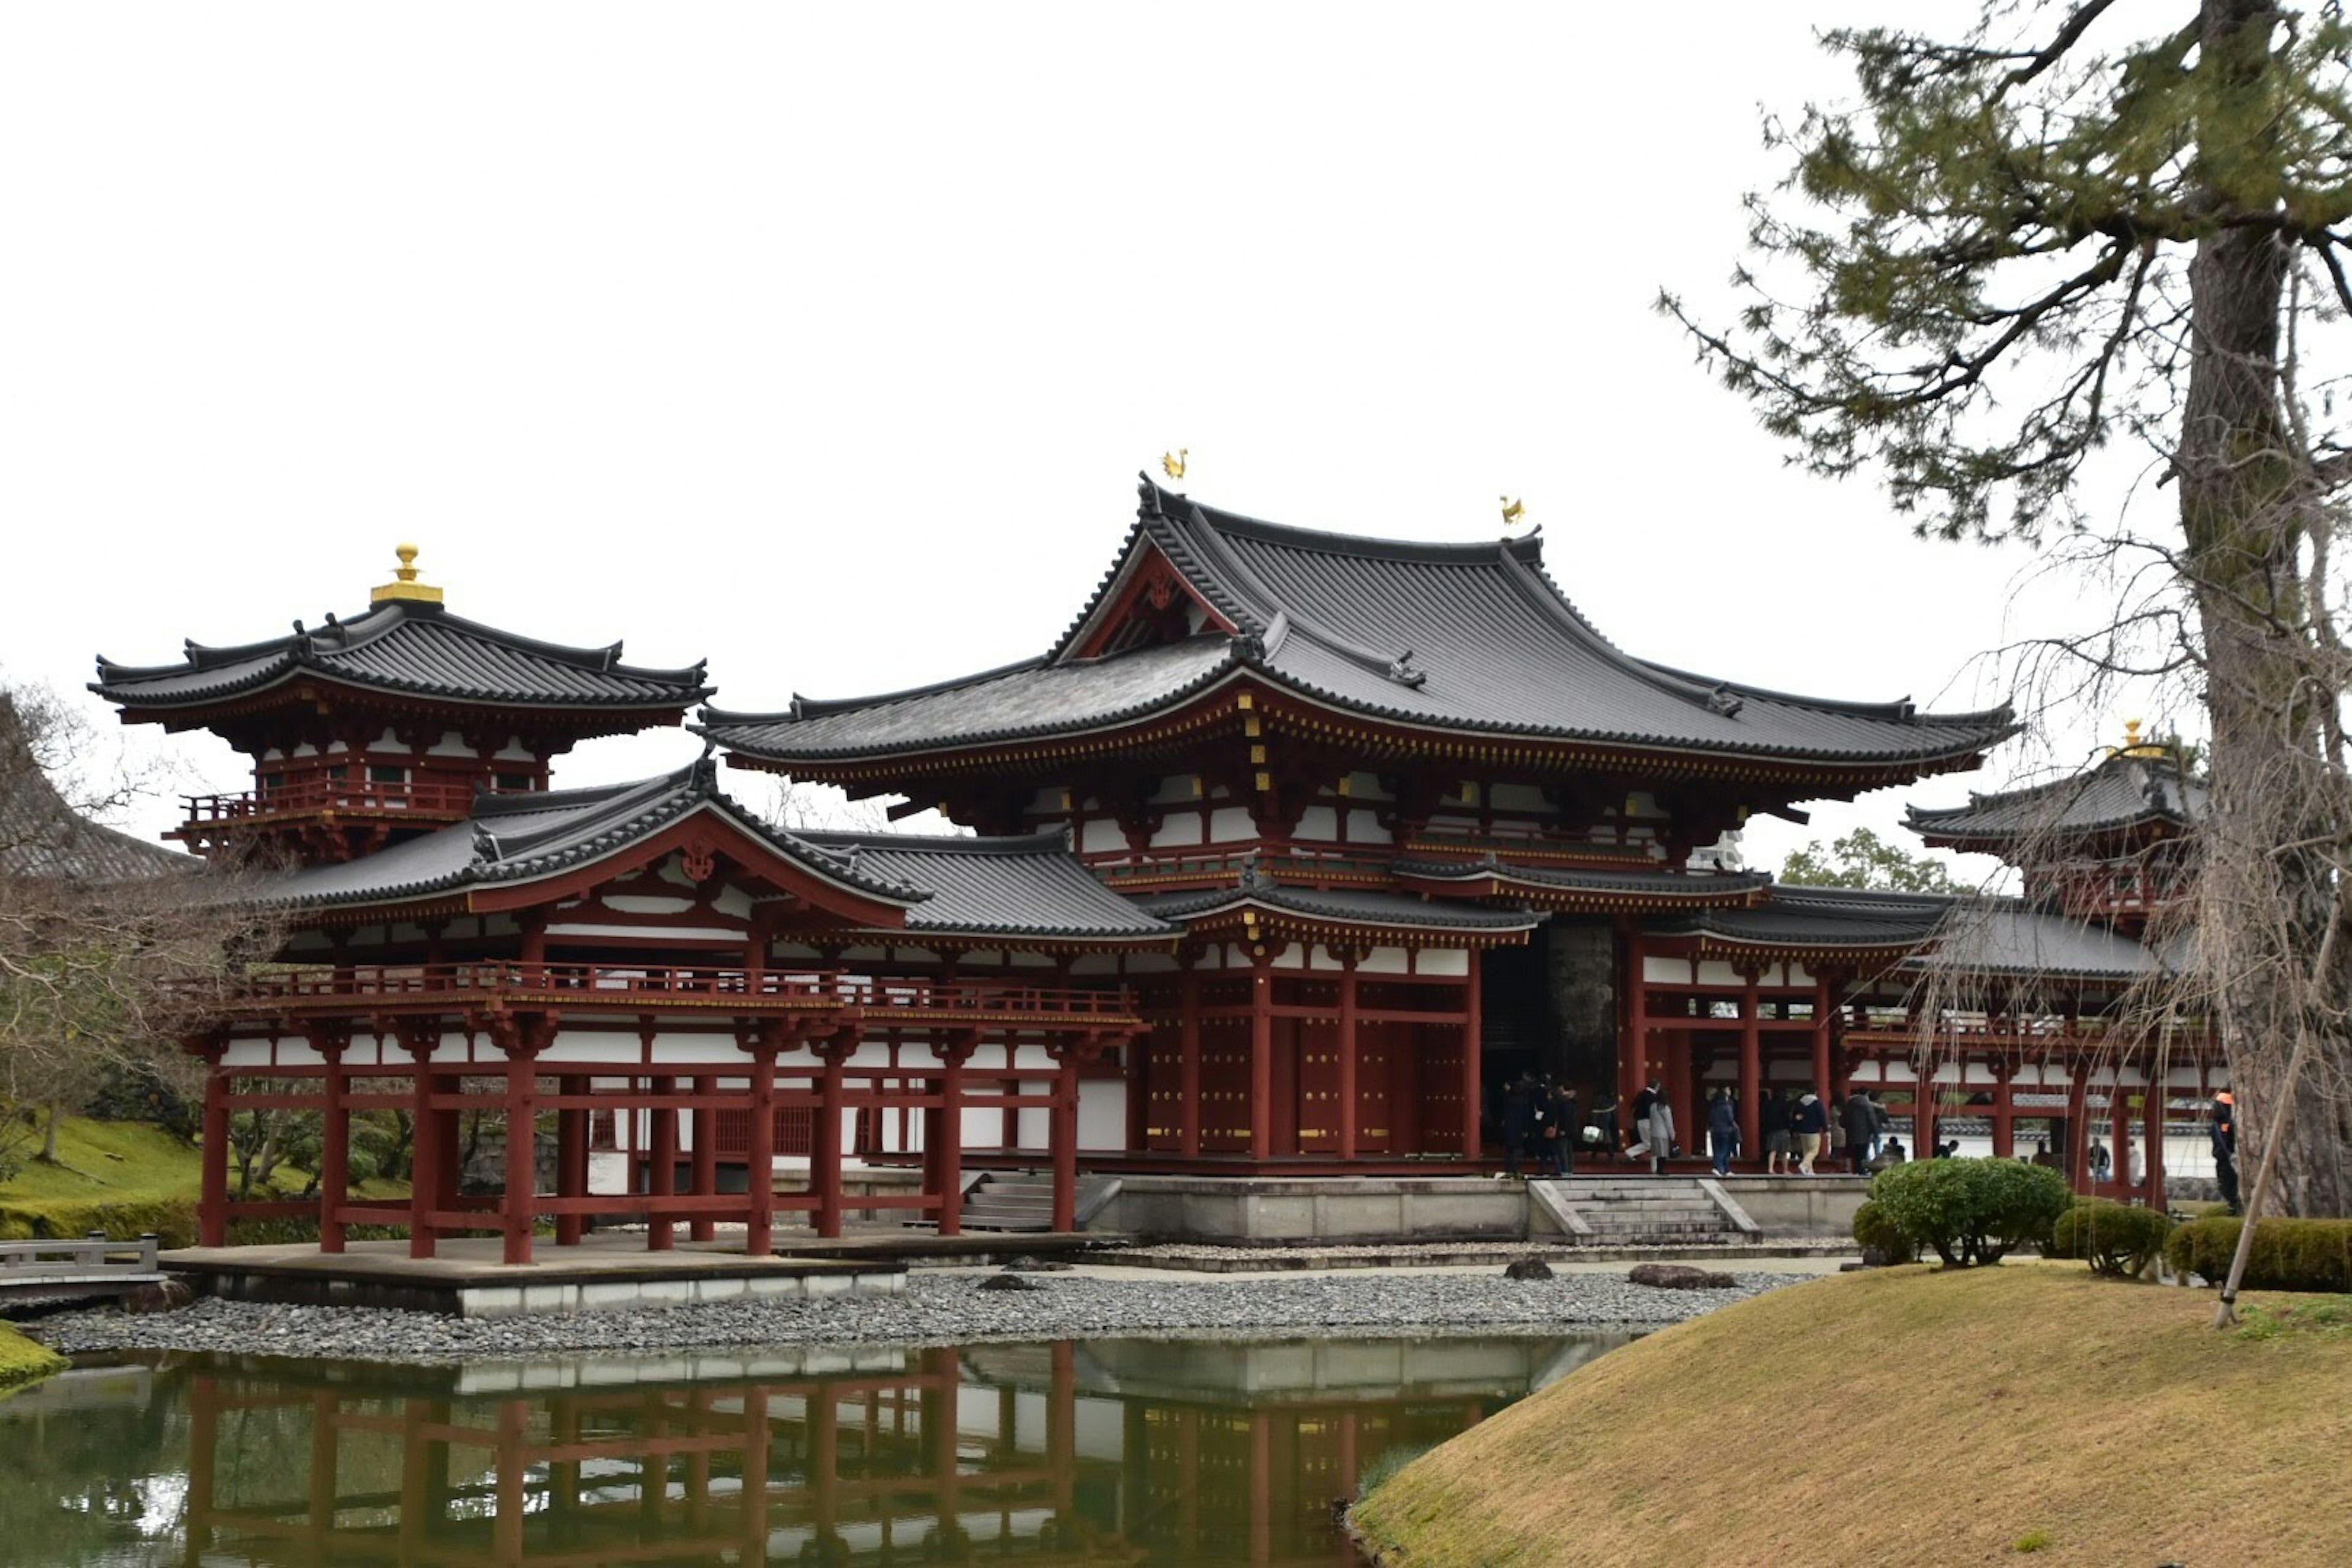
xmin=100 ymin=477 xmax=2211 ymax=1256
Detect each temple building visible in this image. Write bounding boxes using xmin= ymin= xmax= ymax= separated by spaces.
xmin=98 ymin=481 xmax=2211 ymax=1253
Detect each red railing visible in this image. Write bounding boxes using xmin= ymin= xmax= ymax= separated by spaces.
xmin=181 ymin=775 xmax=491 ymax=827
xmin=181 ymin=962 xmax=1137 ymax=1020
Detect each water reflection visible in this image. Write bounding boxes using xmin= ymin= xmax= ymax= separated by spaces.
xmin=0 ymin=1333 xmax=1623 ymax=1566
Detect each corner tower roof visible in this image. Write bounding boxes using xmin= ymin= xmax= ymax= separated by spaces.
xmin=1906 ymin=750 xmax=2206 ymax=853
xmin=702 ymin=477 xmax=2014 ymax=775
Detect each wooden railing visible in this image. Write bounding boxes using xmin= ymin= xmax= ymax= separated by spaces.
xmin=181 ymin=775 xmax=491 ymax=826
xmin=178 ymin=962 xmax=1137 ymax=1021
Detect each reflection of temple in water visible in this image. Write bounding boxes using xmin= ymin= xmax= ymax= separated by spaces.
xmin=113 ymin=1337 xmax=1610 ymax=1565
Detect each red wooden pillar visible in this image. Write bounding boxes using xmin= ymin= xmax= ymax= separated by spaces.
xmin=934 ymin=1033 xmax=973 ymax=1238
xmin=649 ymin=1074 xmax=678 ymax=1251
xmin=501 ymin=1036 xmax=541 ymax=1266
xmin=1124 ymin=1023 xmax=1150 ymax=1154
xmin=1050 ymin=1038 xmax=1084 ymax=1232
xmin=690 ymin=1074 xmax=720 ymax=1243
xmin=1178 ymin=960 xmax=1203 ymax=1157
xmin=197 ymin=1047 xmax=229 ymax=1248
xmin=556 ymin=1075 xmax=590 ymax=1246
xmin=1810 ymin=973 xmax=1834 ymax=1108
xmin=2064 ymin=1066 xmax=2090 ymax=1193
xmin=2109 ymin=1084 xmax=2132 ymax=1194
xmin=404 ymin=1030 xmax=440 ymax=1260
xmin=814 ymin=1037 xmax=851 ymax=1239
xmin=2144 ymin=1074 xmax=2167 ymax=1206
xmin=1336 ymin=957 xmax=1361 ymax=1161
xmin=1249 ymin=957 xmax=1275 ymax=1162
xmin=1736 ymin=968 xmax=1762 ymax=1165
xmin=744 ymin=1036 xmax=779 ymax=1255
xmin=1916 ymin=1068 xmax=1939 ymax=1161
xmin=1461 ymin=951 xmax=1484 ymax=1161
xmin=1991 ymin=1066 xmax=2016 ymax=1158
xmin=1623 ymin=929 xmax=1649 ymax=1118
xmin=315 ymin=1030 xmax=352 ymax=1253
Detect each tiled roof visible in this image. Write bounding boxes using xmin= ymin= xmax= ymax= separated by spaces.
xmin=1662 ymin=884 xmax=1955 ymax=951
xmin=1910 ymin=901 xmax=2165 ymax=981
xmin=0 ymin=699 xmax=192 ymax=883
xmin=94 ymin=600 xmax=710 ymax=713
xmin=791 ymin=830 xmax=1177 ymax=940
xmin=241 ymin=760 xmax=919 ymax=913
xmin=1392 ymin=858 xmax=1770 ymax=901
xmin=1137 ymin=878 xmax=1543 ymax=933
xmin=1663 ymin=882 xmax=2160 ymax=981
xmin=1907 ymin=753 xmax=2206 ymax=847
xmin=701 ymin=479 xmax=2014 ymax=769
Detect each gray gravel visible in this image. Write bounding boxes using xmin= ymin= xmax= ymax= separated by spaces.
xmin=33 ymin=1270 xmax=1800 ymax=1366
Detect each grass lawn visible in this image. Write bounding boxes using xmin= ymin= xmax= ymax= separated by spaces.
xmin=1352 ymin=1262 xmax=2352 ymax=1567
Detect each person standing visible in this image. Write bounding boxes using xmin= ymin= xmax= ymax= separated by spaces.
xmin=1761 ymin=1086 xmax=1792 ymax=1175
xmin=2211 ymin=1092 xmax=2239 ymax=1215
xmin=1551 ymin=1082 xmax=1580 ymax=1177
xmin=1707 ymin=1087 xmax=1738 ymax=1177
xmin=1643 ymin=1079 xmax=1676 ymax=1175
xmin=1791 ymin=1088 xmax=1828 ymax=1175
xmin=1842 ymin=1089 xmax=1881 ymax=1177
xmin=1629 ymin=1079 xmax=1659 ymax=1164
xmin=1501 ymin=1073 xmax=1535 ymax=1179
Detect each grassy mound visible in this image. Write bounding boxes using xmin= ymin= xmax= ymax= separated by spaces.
xmin=1352 ymin=1264 xmax=2352 ymax=1566
xmin=0 ymin=1323 xmax=67 ymax=1396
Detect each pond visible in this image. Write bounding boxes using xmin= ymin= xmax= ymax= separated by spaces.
xmin=0 ymin=1333 xmax=1626 ymax=1566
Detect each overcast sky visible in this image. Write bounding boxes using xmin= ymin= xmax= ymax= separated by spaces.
xmin=0 ymin=3 xmax=2172 ymax=881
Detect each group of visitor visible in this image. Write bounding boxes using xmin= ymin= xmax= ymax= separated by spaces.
xmin=1499 ymin=1072 xmax=1585 ymax=1178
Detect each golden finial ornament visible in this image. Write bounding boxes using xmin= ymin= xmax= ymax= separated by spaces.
xmin=1500 ymin=496 xmax=1526 ymax=529
xmin=2113 ymin=718 xmax=2166 ymax=759
xmin=370 ymin=542 xmax=445 ymax=606
xmin=1161 ymin=448 xmax=1188 ymax=481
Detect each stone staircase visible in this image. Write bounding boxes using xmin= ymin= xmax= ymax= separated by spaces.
xmin=954 ymin=1172 xmax=1119 ymax=1233
xmin=1535 ymin=1177 xmax=1755 ymax=1246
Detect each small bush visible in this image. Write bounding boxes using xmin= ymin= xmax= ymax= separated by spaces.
xmin=2048 ymin=1200 xmax=2171 ymax=1278
xmin=2166 ymin=1216 xmax=2352 ymax=1292
xmin=1869 ymin=1159 xmax=2073 ymax=1268
xmin=1852 ymin=1199 xmax=1918 ymax=1263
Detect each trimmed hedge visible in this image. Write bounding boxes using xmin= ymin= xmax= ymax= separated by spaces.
xmin=1868 ymin=1158 xmax=2073 ymax=1267
xmin=2166 ymin=1216 xmax=2352 ymax=1292
xmin=1852 ymin=1199 xmax=1920 ymax=1263
xmin=2047 ymin=1199 xmax=2171 ymax=1278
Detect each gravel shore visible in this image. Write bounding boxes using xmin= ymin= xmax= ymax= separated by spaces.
xmin=34 ymin=1268 xmax=1804 ymax=1366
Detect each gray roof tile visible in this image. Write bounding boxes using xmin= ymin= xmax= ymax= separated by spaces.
xmin=703 ymin=479 xmax=2013 ymax=769
xmin=791 ymin=830 xmax=1176 ymax=940
xmin=95 ymin=601 xmax=710 ymax=713
xmin=1907 ymin=754 xmax=2206 ymax=846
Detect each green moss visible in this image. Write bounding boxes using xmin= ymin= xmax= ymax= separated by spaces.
xmin=0 ymin=1322 xmax=67 ymax=1395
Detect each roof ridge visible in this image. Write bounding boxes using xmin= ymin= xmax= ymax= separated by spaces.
xmin=790 ymin=828 xmax=1069 ymax=855
xmin=701 ymin=655 xmax=1050 ymax=727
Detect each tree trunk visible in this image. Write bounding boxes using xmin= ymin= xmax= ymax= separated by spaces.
xmin=39 ymin=1101 xmax=61 ymax=1164
xmin=2180 ymin=0 xmax=2352 ymax=1219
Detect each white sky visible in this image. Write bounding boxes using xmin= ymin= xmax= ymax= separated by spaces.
xmin=0 ymin=3 xmax=2174 ymax=883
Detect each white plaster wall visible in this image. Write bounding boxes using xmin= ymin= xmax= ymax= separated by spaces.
xmin=1078 ymin=1080 xmax=1126 ymax=1150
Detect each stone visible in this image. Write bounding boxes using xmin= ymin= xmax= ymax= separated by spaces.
xmin=1628 ymin=1263 xmax=1737 ymax=1290
xmin=120 ymin=1278 xmax=195 ymax=1315
xmin=1502 ymin=1258 xmax=1555 ymax=1281
xmin=977 ymin=1272 xmax=1037 ymax=1292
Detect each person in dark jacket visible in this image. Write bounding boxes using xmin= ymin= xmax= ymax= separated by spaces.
xmin=1706 ymin=1087 xmax=1738 ymax=1177
xmin=1760 ymin=1086 xmax=1793 ymax=1175
xmin=1550 ymin=1082 xmax=1580 ymax=1177
xmin=1501 ymin=1074 xmax=1536 ymax=1178
xmin=1842 ymin=1090 xmax=1881 ymax=1177
xmin=2212 ymin=1092 xmax=2240 ymax=1213
xmin=1790 ymin=1088 xmax=1828 ymax=1174
xmin=1593 ymin=1091 xmax=1621 ymax=1161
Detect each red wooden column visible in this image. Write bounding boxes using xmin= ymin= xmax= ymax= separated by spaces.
xmin=1461 ymin=951 xmax=1484 ymax=1161
xmin=1124 ymin=1017 xmax=1151 ymax=1154
xmin=933 ymin=1031 xmax=974 ymax=1238
xmin=499 ymin=1024 xmax=545 ymax=1266
xmin=743 ymin=1030 xmax=781 ymax=1255
xmin=1989 ymin=1065 xmax=2016 ymax=1158
xmin=1915 ymin=1072 xmax=1939 ymax=1159
xmin=2109 ymin=1084 xmax=2132 ymax=1194
xmin=1249 ymin=956 xmax=1275 ymax=1161
xmin=1737 ymin=968 xmax=1763 ymax=1164
xmin=813 ymin=1032 xmax=856 ymax=1239
xmin=1810 ymin=973 xmax=1835 ymax=1106
xmin=1048 ymin=1035 xmax=1089 ymax=1232
xmin=690 ymin=1075 xmax=720 ymax=1243
xmin=399 ymin=1024 xmax=441 ymax=1260
xmin=2064 ymin=1065 xmax=2090 ymax=1193
xmin=195 ymin=1041 xmax=229 ymax=1248
xmin=1623 ymin=929 xmax=1649 ymax=1115
xmin=314 ymin=1027 xmax=353 ymax=1253
xmin=2143 ymin=1075 xmax=2167 ymax=1206
xmin=649 ymin=1075 xmax=679 ymax=1251
xmin=1178 ymin=959 xmax=1203 ymax=1157
xmin=1336 ymin=956 xmax=1361 ymax=1161
xmin=555 ymin=1075 xmax=590 ymax=1247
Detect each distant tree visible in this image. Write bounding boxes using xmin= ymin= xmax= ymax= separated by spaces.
xmin=1781 ymin=828 xmax=1962 ymax=894
xmin=1665 ymin=1 xmax=2352 ymax=1229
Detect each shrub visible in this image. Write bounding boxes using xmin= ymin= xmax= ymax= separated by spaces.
xmin=1852 ymin=1199 xmax=1918 ymax=1263
xmin=1868 ymin=1158 xmax=2072 ymax=1268
xmin=2048 ymin=1200 xmax=2171 ymax=1278
xmin=2166 ymin=1216 xmax=2352 ymax=1292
